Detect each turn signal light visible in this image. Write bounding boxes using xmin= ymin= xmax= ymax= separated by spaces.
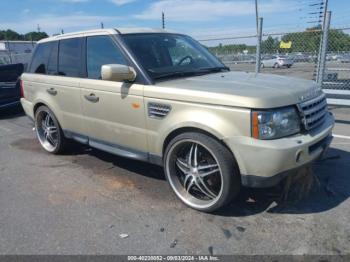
xmin=252 ymin=111 xmax=259 ymax=139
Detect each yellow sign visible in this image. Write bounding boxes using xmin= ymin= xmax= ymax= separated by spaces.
xmin=280 ymin=41 xmax=292 ymax=49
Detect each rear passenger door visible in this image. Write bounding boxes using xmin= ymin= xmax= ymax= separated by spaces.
xmin=28 ymin=39 xmax=85 ymax=136
xmin=80 ymin=35 xmax=147 ymax=153
xmin=54 ymin=38 xmax=85 ymax=136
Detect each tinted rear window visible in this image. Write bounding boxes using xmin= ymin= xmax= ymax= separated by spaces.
xmin=47 ymin=41 xmax=58 ymax=75
xmin=29 ymin=41 xmax=58 ymax=74
xmin=58 ymin=38 xmax=83 ymax=77
xmin=29 ymin=42 xmax=52 ymax=74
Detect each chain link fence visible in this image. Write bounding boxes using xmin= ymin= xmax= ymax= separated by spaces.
xmin=200 ymin=29 xmax=324 ymax=81
xmin=259 ymin=29 xmax=321 ymax=81
xmin=201 ymin=35 xmax=257 ymax=73
xmin=323 ymin=27 xmax=350 ymax=90
xmin=0 ymin=41 xmax=35 ymax=67
xmin=0 ymin=52 xmax=32 ymax=66
xmin=198 ymin=20 xmax=350 ymax=106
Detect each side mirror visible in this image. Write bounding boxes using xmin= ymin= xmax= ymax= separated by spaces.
xmin=101 ymin=64 xmax=137 ymax=82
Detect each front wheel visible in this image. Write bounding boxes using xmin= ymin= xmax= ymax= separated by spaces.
xmin=164 ymin=132 xmax=240 ymax=212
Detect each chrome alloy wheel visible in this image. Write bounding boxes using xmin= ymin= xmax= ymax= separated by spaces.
xmin=35 ymin=110 xmax=59 ymax=152
xmin=166 ymin=140 xmax=223 ymax=209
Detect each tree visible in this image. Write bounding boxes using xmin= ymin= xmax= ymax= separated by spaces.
xmin=208 ymin=43 xmax=255 ymax=55
xmin=261 ymin=36 xmax=279 ymax=54
xmin=0 ymin=29 xmax=23 ymax=40
xmin=0 ymin=29 xmax=48 ymax=41
xmin=327 ymin=29 xmax=350 ymax=51
xmin=24 ymin=32 xmax=49 ymax=41
xmin=276 ymin=27 xmax=350 ymax=53
xmin=280 ymin=30 xmax=322 ymax=53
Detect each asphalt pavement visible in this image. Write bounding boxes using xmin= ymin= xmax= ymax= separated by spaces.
xmin=0 ymin=106 xmax=349 ymax=255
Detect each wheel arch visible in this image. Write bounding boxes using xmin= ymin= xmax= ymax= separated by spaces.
xmin=32 ymin=99 xmax=63 ymax=127
xmin=33 ymin=102 xmax=47 ymax=115
xmin=162 ymin=126 xmax=242 ymax=175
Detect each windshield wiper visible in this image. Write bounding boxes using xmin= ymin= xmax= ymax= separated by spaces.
xmin=152 ymin=71 xmax=204 ymax=80
xmin=198 ymin=66 xmax=230 ymax=72
xmin=152 ymin=67 xmax=230 ymax=80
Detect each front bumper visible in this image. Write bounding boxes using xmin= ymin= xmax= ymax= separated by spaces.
xmin=224 ymin=112 xmax=334 ymax=188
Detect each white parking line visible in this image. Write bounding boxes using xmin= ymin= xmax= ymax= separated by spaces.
xmin=333 ymin=134 xmax=350 ymax=140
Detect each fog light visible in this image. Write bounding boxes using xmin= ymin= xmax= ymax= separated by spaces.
xmin=296 ymin=150 xmax=304 ymax=163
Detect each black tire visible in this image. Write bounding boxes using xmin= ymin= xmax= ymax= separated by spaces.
xmin=261 ymin=63 xmax=265 ymax=68
xmin=287 ymin=65 xmax=291 ymax=68
xmin=164 ymin=132 xmax=240 ymax=212
xmin=34 ymin=105 xmax=67 ymax=154
xmin=273 ymin=63 xmax=279 ymax=68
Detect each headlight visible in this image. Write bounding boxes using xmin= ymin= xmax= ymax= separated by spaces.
xmin=252 ymin=107 xmax=300 ymax=139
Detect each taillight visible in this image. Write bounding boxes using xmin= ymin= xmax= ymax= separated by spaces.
xmin=20 ymin=80 xmax=24 ymax=98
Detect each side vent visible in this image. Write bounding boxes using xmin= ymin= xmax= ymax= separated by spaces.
xmin=148 ymin=102 xmax=171 ymax=119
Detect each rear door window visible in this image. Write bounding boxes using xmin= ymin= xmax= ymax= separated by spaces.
xmin=86 ymin=36 xmax=127 ymax=79
xmin=29 ymin=42 xmax=52 ymax=74
xmin=47 ymin=41 xmax=58 ymax=75
xmin=58 ymin=38 xmax=83 ymax=77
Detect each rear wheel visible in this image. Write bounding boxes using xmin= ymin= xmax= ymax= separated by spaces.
xmin=273 ymin=63 xmax=279 ymax=68
xmin=164 ymin=132 xmax=240 ymax=212
xmin=35 ymin=106 xmax=67 ymax=154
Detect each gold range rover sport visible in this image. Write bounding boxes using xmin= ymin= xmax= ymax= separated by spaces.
xmin=20 ymin=28 xmax=334 ymax=212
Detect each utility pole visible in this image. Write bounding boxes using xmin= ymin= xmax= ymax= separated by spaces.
xmin=316 ymin=11 xmax=331 ymax=84
xmin=255 ymin=0 xmax=259 ymax=34
xmin=255 ymin=17 xmax=263 ymax=75
xmin=101 ymin=22 xmax=104 ymax=29
xmin=162 ymin=12 xmax=165 ymax=29
xmin=37 ymin=24 xmax=41 ymax=32
xmin=321 ymin=0 xmax=328 ymax=30
xmin=315 ymin=0 xmax=329 ymax=83
xmin=61 ymin=29 xmax=64 ymax=35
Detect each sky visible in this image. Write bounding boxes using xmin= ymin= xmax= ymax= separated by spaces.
xmin=0 ymin=0 xmax=349 ymax=44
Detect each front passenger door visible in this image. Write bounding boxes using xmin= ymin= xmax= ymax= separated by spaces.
xmin=80 ymin=35 xmax=147 ymax=154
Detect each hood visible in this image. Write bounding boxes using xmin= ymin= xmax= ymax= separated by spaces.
xmin=145 ymin=71 xmax=322 ymax=108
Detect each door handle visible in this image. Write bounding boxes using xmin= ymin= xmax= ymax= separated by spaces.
xmin=46 ymin=88 xmax=57 ymax=96
xmin=84 ymin=93 xmax=99 ymax=103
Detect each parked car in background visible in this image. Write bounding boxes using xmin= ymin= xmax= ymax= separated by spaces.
xmin=292 ymin=53 xmax=312 ymax=63
xmin=231 ymin=54 xmax=255 ymax=64
xmin=0 ymin=63 xmax=24 ymax=109
xmin=261 ymin=55 xmax=294 ymax=68
xmin=339 ymin=54 xmax=350 ymax=63
xmin=21 ymin=28 xmax=334 ymax=212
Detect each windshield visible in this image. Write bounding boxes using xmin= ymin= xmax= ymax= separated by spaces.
xmin=122 ymin=33 xmax=228 ymax=80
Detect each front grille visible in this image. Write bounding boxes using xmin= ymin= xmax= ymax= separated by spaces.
xmin=298 ymin=94 xmax=327 ymax=130
xmin=148 ymin=102 xmax=171 ymax=119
